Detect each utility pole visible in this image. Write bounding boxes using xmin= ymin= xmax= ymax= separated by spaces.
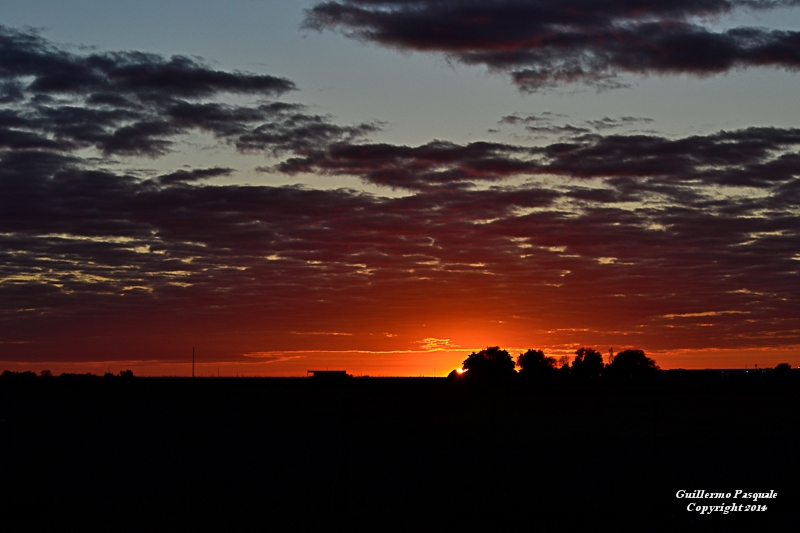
xmin=192 ymin=347 xmax=195 ymax=378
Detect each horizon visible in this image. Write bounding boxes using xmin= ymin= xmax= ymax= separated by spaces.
xmin=1 ymin=344 xmax=796 ymax=377
xmin=2 ymin=1 xmax=800 ymax=376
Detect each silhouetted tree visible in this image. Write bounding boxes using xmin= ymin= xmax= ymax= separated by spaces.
xmin=774 ymin=362 xmax=793 ymax=373
xmin=0 ymin=370 xmax=37 ymax=382
xmin=517 ymin=349 xmax=557 ymax=377
xmin=39 ymin=369 xmax=52 ymax=378
xmin=119 ymin=369 xmax=134 ymax=378
xmin=462 ymin=347 xmax=516 ymax=380
xmin=605 ymin=349 xmax=659 ymax=377
xmin=571 ymin=347 xmax=604 ymax=377
xmin=557 ymin=355 xmax=571 ymax=374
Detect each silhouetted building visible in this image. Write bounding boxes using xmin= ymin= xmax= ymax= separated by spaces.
xmin=307 ymin=370 xmax=350 ymax=380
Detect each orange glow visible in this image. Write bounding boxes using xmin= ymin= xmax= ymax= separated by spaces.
xmin=3 ymin=343 xmax=799 ymax=377
xmin=4 ymin=331 xmax=800 ymax=376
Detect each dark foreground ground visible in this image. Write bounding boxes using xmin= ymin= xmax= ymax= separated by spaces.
xmin=1 ymin=373 xmax=798 ymax=531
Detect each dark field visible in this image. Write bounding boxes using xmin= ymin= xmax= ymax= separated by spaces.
xmin=1 ymin=374 xmax=798 ymax=531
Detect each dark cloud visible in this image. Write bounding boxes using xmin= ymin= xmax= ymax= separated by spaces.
xmin=235 ymin=110 xmax=383 ymax=155
xmin=2 ymin=142 xmax=799 ymax=357
xmin=498 ymin=112 xmax=567 ymax=126
xmin=497 ymin=112 xmax=591 ymax=137
xmin=525 ymin=123 xmax=591 ymax=137
xmin=0 ymin=27 xmax=295 ymax=97
xmin=541 ymin=127 xmax=800 ymax=187
xmin=497 ymin=113 xmax=654 ymax=137
xmin=157 ymin=167 xmax=234 ymax=185
xmin=278 ymin=126 xmax=800 ymax=192
xmin=585 ymin=117 xmax=655 ymax=131
xmin=304 ymin=0 xmax=800 ymax=90
xmin=277 ymin=140 xmax=541 ymax=189
xmin=0 ymin=81 xmax=25 ymax=103
xmin=0 ymin=26 xmax=376 ymax=157
xmin=1 ymin=25 xmax=799 ymax=364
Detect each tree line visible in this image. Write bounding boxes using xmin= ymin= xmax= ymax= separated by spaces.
xmin=0 ymin=369 xmax=135 ymax=382
xmin=450 ymin=346 xmax=794 ymax=380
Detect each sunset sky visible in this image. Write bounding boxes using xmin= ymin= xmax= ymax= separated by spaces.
xmin=2 ymin=1 xmax=800 ymax=376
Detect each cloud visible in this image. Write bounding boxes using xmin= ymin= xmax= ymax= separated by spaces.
xmin=496 ymin=113 xmax=654 ymax=139
xmin=1 ymin=26 xmax=295 ymax=97
xmin=157 ymin=167 xmax=234 ymax=185
xmin=418 ymin=338 xmax=460 ymax=350
xmin=1 ymin=25 xmax=799 ymax=362
xmin=290 ymin=331 xmax=353 ymax=336
xmin=0 ymin=26 xmax=377 ymax=157
xmin=585 ymin=117 xmax=655 ymax=131
xmin=277 ymin=126 xmax=800 ymax=193
xmin=3 ymin=137 xmax=798 ymax=355
xmin=304 ymin=0 xmax=800 ymax=90
xmin=277 ymin=140 xmax=543 ymax=189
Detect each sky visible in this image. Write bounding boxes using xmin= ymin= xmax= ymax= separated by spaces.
xmin=2 ymin=0 xmax=800 ymax=376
